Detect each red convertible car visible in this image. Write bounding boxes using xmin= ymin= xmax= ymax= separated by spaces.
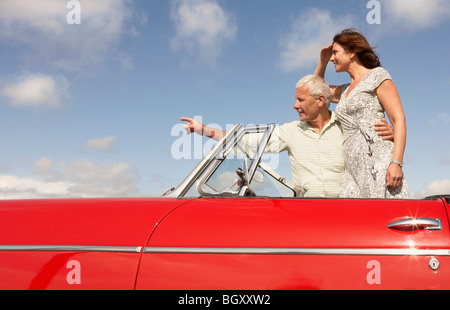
xmin=0 ymin=124 xmax=449 ymax=290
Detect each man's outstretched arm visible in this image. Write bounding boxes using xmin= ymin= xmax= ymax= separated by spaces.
xmin=180 ymin=117 xmax=226 ymax=141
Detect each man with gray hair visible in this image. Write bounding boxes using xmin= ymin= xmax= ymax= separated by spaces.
xmin=181 ymin=75 xmax=393 ymax=197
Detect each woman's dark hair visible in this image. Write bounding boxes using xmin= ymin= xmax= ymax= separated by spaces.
xmin=333 ymin=29 xmax=381 ymax=69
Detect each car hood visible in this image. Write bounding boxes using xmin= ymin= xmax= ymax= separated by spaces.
xmin=0 ymin=198 xmax=189 ymax=247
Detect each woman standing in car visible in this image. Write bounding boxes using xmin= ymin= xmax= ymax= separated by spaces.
xmin=315 ymin=29 xmax=409 ymax=199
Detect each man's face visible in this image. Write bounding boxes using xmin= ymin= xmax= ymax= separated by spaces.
xmin=293 ymin=85 xmax=321 ymax=122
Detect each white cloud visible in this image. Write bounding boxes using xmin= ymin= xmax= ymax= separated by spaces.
xmin=426 ymin=179 xmax=450 ymax=194
xmin=170 ymin=0 xmax=237 ymax=67
xmin=411 ymin=179 xmax=450 ymax=198
xmin=384 ymin=0 xmax=450 ymax=32
xmin=85 ymin=136 xmax=118 ymax=152
xmin=0 ymin=0 xmax=134 ymax=73
xmin=0 ymin=157 xmax=140 ymax=200
xmin=0 ymin=74 xmax=69 ymax=108
xmin=0 ymin=174 xmax=72 ymax=200
xmin=277 ymin=8 xmax=354 ymax=72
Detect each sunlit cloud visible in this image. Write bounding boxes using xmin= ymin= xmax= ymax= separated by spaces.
xmin=0 ymin=74 xmax=69 ymax=109
xmin=0 ymin=174 xmax=72 ymax=200
xmin=84 ymin=136 xmax=118 ymax=152
xmin=0 ymin=0 xmax=134 ymax=73
xmin=411 ymin=179 xmax=450 ymax=198
xmin=384 ymin=0 xmax=450 ymax=32
xmin=277 ymin=8 xmax=354 ymax=72
xmin=170 ymin=0 xmax=237 ymax=67
xmin=0 ymin=157 xmax=140 ymax=200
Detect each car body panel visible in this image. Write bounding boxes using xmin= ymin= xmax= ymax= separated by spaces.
xmin=137 ymin=253 xmax=450 ymax=290
xmin=0 ymin=198 xmax=184 ymax=246
xmin=2 ymin=196 xmax=448 ymax=289
xmin=146 ymin=198 xmax=450 ymax=248
xmin=0 ymin=198 xmax=186 ymax=289
xmin=0 ymin=251 xmax=141 ymax=290
xmin=135 ymin=197 xmax=450 ymax=289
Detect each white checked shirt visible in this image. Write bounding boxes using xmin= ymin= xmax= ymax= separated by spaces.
xmin=265 ymin=112 xmax=345 ymax=198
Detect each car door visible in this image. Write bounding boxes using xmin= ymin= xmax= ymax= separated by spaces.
xmin=136 ymin=196 xmax=450 ymax=290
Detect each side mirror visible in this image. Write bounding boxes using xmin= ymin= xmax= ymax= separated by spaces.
xmin=236 ymin=168 xmax=246 ymax=186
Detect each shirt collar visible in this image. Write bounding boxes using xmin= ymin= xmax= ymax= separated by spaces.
xmin=298 ymin=111 xmax=337 ymax=131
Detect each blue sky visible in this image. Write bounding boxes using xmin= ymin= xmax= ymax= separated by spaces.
xmin=0 ymin=0 xmax=449 ymax=199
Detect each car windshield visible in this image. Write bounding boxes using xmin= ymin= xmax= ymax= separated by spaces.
xmin=175 ymin=124 xmax=297 ymax=198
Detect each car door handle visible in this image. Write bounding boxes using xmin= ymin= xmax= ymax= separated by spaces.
xmin=388 ymin=218 xmax=442 ymax=231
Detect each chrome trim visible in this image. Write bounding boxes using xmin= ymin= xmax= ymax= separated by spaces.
xmin=143 ymin=247 xmax=450 ymax=256
xmin=163 ymin=124 xmax=242 ymax=198
xmin=3 ymin=245 xmax=449 ymax=257
xmin=245 ymin=124 xmax=276 ymax=184
xmin=388 ymin=218 xmax=442 ymax=231
xmin=0 ymin=245 xmax=142 ymax=253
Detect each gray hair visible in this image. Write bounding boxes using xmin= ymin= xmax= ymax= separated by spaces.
xmin=296 ymin=75 xmax=331 ymax=108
